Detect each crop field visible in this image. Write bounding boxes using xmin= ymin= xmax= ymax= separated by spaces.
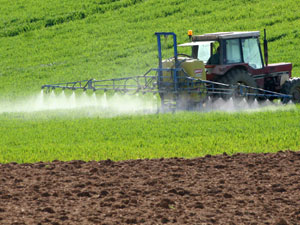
xmin=0 ymin=0 xmax=300 ymax=164
xmin=1 ymin=1 xmax=300 ymax=224
xmin=0 ymin=106 xmax=299 ymax=163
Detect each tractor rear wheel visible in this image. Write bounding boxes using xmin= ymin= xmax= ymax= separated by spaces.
xmin=216 ymin=69 xmax=257 ymax=100
xmin=281 ymin=78 xmax=300 ymax=103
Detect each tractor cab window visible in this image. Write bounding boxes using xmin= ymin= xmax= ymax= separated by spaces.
xmin=197 ymin=41 xmax=215 ymax=63
xmin=225 ymin=39 xmax=242 ymax=64
xmin=241 ymin=38 xmax=263 ymax=69
xmin=190 ymin=41 xmax=214 ymax=63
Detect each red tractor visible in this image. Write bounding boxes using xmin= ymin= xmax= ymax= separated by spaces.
xmin=179 ymin=30 xmax=300 ymax=103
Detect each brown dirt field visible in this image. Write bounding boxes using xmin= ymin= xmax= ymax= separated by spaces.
xmin=1 ymin=151 xmax=300 ymax=225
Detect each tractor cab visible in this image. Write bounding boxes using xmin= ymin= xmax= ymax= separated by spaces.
xmin=179 ymin=31 xmax=264 ymax=68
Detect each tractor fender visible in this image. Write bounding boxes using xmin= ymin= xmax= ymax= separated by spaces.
xmin=211 ymin=64 xmax=249 ymax=78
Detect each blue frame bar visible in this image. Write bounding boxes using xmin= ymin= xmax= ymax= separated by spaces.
xmin=154 ymin=32 xmax=179 ymax=92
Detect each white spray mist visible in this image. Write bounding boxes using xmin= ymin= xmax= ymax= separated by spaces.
xmin=0 ymin=91 xmax=296 ymax=117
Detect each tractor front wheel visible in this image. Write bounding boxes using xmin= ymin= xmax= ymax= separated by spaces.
xmin=281 ymin=78 xmax=300 ymax=103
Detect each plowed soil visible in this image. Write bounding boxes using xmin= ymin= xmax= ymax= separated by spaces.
xmin=1 ymin=151 xmax=300 ymax=225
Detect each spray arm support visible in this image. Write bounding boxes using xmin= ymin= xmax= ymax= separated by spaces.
xmin=154 ymin=32 xmax=179 ymax=91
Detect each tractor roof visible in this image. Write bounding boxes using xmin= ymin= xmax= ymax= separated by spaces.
xmin=192 ymin=31 xmax=260 ymax=41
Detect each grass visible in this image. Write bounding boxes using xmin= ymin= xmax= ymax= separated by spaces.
xmin=0 ymin=0 xmax=300 ymax=163
xmin=0 ymin=0 xmax=300 ymax=97
xmin=0 ymin=106 xmax=299 ymax=163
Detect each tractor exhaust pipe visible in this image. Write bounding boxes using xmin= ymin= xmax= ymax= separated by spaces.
xmin=264 ymin=28 xmax=268 ymax=66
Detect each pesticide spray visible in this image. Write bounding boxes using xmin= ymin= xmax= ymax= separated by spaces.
xmin=0 ymin=90 xmax=295 ymax=117
xmin=0 ymin=90 xmax=158 ymax=116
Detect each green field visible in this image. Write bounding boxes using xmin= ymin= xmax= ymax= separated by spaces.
xmin=0 ymin=0 xmax=300 ymax=163
xmin=1 ymin=107 xmax=300 ymax=163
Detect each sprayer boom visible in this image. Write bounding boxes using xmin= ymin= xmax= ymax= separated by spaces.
xmin=42 ymin=69 xmax=159 ymax=94
xmin=42 ymin=67 xmax=292 ymax=101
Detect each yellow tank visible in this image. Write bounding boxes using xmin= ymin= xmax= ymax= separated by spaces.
xmin=160 ymin=57 xmax=206 ymax=108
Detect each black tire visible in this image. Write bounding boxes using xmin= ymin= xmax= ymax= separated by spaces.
xmin=281 ymin=78 xmax=300 ymax=103
xmin=216 ymin=69 xmax=257 ymax=100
